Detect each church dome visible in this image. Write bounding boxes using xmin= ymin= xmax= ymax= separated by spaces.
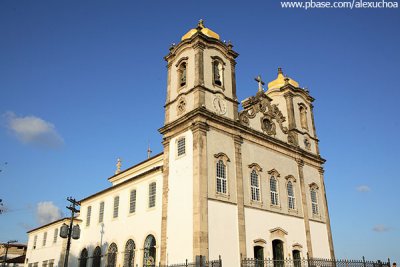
xmin=267 ymin=68 xmax=299 ymax=90
xmin=181 ymin=20 xmax=220 ymax=41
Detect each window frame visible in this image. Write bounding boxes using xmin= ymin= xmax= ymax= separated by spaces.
xmin=285 ymin=175 xmax=297 ymax=211
xmin=86 ymin=206 xmax=92 ymax=227
xmin=309 ymin=183 xmax=320 ymax=216
xmin=211 ymin=56 xmax=226 ymax=89
xmin=53 ymin=228 xmax=58 ymax=244
xmin=268 ymin=169 xmax=281 ymax=207
xmin=176 ymin=136 xmax=186 ymax=158
xmin=248 ymin=163 xmax=263 ymax=203
xmin=99 ymin=201 xmax=105 ymax=223
xmin=214 ymin=153 xmax=230 ymax=196
xmin=175 ymin=57 xmax=188 ymax=90
xmin=42 ymin=232 xmax=47 ymax=247
xmin=113 ymin=196 xmax=119 ymax=219
xmin=148 ymin=182 xmax=156 ymax=208
xmin=129 ymin=189 xmax=137 ymax=214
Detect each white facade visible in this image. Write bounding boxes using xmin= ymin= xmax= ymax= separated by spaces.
xmin=25 ymin=21 xmax=335 ymax=267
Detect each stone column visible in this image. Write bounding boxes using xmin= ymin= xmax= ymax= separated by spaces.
xmin=234 ymin=135 xmax=247 ymax=258
xmin=230 ymin=60 xmax=239 ymax=121
xmin=309 ymin=104 xmax=320 ymax=155
xmin=318 ymin=167 xmax=335 ymax=259
xmin=164 ymin=63 xmax=172 ymax=125
xmin=284 ymin=92 xmax=298 ymax=145
xmin=193 ymin=42 xmax=206 ymax=109
xmin=191 ymin=121 xmax=209 ymax=259
xmin=296 ymin=159 xmax=313 ymax=257
xmin=160 ymin=139 xmax=170 ymax=265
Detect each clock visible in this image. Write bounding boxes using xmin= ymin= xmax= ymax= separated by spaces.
xmin=213 ymin=96 xmax=227 ymax=115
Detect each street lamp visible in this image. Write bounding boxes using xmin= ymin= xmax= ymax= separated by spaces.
xmin=59 ymin=197 xmax=80 ymax=267
xmin=2 ymin=240 xmax=18 ymax=267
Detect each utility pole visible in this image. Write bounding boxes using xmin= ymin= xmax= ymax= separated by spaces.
xmin=62 ymin=197 xmax=80 ymax=267
xmin=2 ymin=240 xmax=17 ymax=267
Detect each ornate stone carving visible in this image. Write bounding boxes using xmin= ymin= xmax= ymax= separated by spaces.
xmin=239 ymin=93 xmax=288 ymax=136
xmin=304 ymin=137 xmax=311 ymax=150
xmin=177 ymin=97 xmax=187 ymax=115
xmin=288 ymin=131 xmax=298 ymax=145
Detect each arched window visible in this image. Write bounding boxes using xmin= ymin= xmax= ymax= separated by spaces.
xmin=106 ymin=243 xmax=118 ymax=267
xmin=211 ymin=56 xmax=225 ymax=87
xmin=92 ymin=246 xmax=101 ymax=267
xmin=287 ymin=181 xmax=295 ymax=210
xmin=178 ymin=62 xmax=187 ymax=87
xmin=124 ymin=239 xmax=135 ymax=267
xmin=270 ymin=176 xmax=279 ymax=206
xmin=143 ymin=235 xmax=156 ymax=267
xmin=250 ymin=170 xmax=260 ymax=201
xmin=299 ymin=104 xmax=308 ymax=130
xmin=310 ymin=188 xmax=319 ymax=215
xmin=216 ymin=160 xmax=227 ymax=194
xmin=79 ymin=248 xmax=88 ymax=267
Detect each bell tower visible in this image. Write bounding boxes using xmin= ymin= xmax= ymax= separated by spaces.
xmin=159 ymin=20 xmax=239 ymax=265
xmin=163 ymin=20 xmax=239 ymax=125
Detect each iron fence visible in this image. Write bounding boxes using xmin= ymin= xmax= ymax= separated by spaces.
xmin=241 ymin=257 xmax=391 ymax=267
xmin=142 ymin=256 xmax=222 ymax=267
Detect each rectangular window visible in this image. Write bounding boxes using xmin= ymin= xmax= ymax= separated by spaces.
xmin=311 ymin=189 xmax=319 ymax=215
xmin=33 ymin=235 xmax=37 ymax=249
xmin=42 ymin=232 xmax=47 ymax=247
xmin=99 ymin=201 xmax=104 ymax=223
xmin=42 ymin=260 xmax=48 ymax=267
xmin=33 ymin=263 xmax=39 ymax=267
xmin=250 ymin=171 xmax=260 ymax=201
xmin=48 ymin=260 xmax=54 ymax=267
xmin=177 ymin=137 xmax=186 ymax=156
xmin=53 ymin=228 xmax=58 ymax=243
xmin=86 ymin=206 xmax=92 ymax=226
xmin=149 ymin=182 xmax=156 ymax=208
xmin=129 ymin=189 xmax=137 ymax=213
xmin=113 ymin=196 xmax=119 ymax=218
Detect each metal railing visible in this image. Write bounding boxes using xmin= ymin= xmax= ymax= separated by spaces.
xmin=241 ymin=257 xmax=391 ymax=267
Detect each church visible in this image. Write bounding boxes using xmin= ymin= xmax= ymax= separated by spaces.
xmin=24 ymin=21 xmax=335 ymax=267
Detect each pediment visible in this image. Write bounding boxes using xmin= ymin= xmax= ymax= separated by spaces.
xmin=239 ymin=92 xmax=288 ymax=136
xmin=269 ymin=227 xmax=288 ymax=235
xmin=253 ymin=238 xmax=267 ymax=244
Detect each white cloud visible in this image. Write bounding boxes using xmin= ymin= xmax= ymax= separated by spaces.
xmin=3 ymin=112 xmax=64 ymax=148
xmin=372 ymin=224 xmax=391 ymax=232
xmin=36 ymin=201 xmax=63 ymax=225
xmin=356 ymin=185 xmax=371 ymax=192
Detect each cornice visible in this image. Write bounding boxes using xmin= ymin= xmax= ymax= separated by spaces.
xmin=164 ymin=32 xmax=239 ymax=64
xmin=159 ymin=107 xmax=325 ymax=165
xmin=164 ymin=85 xmax=239 ymax=108
xmin=280 ymin=85 xmax=315 ymax=103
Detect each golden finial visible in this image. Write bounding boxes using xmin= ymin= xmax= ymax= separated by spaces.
xmin=278 ymin=67 xmax=283 ymax=75
xmin=115 ymin=158 xmax=122 ymax=175
xmin=198 ymin=19 xmax=205 ymax=29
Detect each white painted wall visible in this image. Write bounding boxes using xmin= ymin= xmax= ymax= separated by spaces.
xmin=166 ymin=130 xmax=194 ymax=263
xmin=25 ymin=220 xmax=73 ymax=267
xmin=309 ymin=221 xmax=330 ymax=258
xmin=208 ymin=200 xmax=240 ymax=267
xmin=76 ymin=170 xmax=163 ymax=267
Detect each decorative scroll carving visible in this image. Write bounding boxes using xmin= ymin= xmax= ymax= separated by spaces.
xmin=239 ymin=93 xmax=288 ymax=136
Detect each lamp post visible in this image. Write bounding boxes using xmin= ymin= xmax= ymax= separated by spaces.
xmin=60 ymin=197 xmax=80 ymax=267
xmin=2 ymin=240 xmax=17 ymax=267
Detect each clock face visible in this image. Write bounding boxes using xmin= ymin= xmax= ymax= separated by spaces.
xmin=213 ymin=96 xmax=227 ymax=115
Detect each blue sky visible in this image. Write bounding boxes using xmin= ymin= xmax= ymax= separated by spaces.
xmin=0 ymin=0 xmax=399 ymax=263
